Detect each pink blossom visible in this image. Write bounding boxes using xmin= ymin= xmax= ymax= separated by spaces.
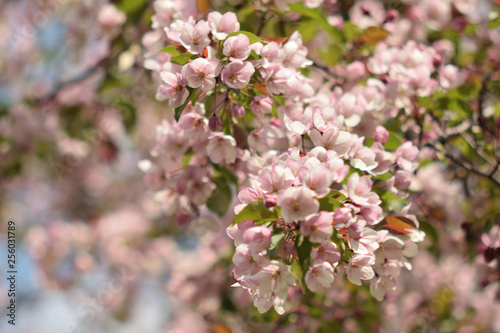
xmin=248 ymin=128 xmax=270 ymax=153
xmin=439 ymin=64 xmax=466 ymax=89
xmin=208 ymin=12 xmax=240 ymax=40
xmin=251 ymin=94 xmax=273 ymax=117
xmin=350 ymin=0 xmax=386 ymax=29
xmin=221 ymin=60 xmax=254 ymax=89
xmin=260 ymin=42 xmax=285 ymax=68
xmin=300 ymin=212 xmax=334 ymax=243
xmin=348 ymin=137 xmax=378 ymax=171
xmin=311 ymin=240 xmax=341 ymax=264
xmin=370 ymin=275 xmax=397 ymax=301
xmin=179 ymin=19 xmax=211 ymax=54
xmin=346 ymin=254 xmax=375 ymax=286
xmin=243 ymin=226 xmax=272 ymax=253
xmin=206 ymin=132 xmax=237 ymax=164
xmin=264 ymin=63 xmax=294 ymax=95
xmin=333 ymin=207 xmax=352 ymax=225
xmin=309 ymin=125 xmax=353 ymax=157
xmin=98 ymin=4 xmax=126 ymax=28
xmin=281 ymin=32 xmax=312 ymax=68
xmin=226 ymin=220 xmax=256 ymax=246
xmin=284 ymin=106 xmax=314 ymax=135
xmin=251 ymin=261 xmax=296 ymax=314
xmin=305 ymin=262 xmax=335 ymax=292
xmin=233 ymin=244 xmax=269 ymax=279
xmin=345 ymin=173 xmax=381 ymax=207
xmin=299 ymin=164 xmax=333 ymax=198
xmin=481 ymin=225 xmax=500 ymax=249
xmin=344 ymin=61 xmax=366 ymax=82
xmin=338 ymin=92 xmax=366 ymax=127
xmin=181 ymin=58 xmax=222 ymax=92
xmin=159 ymin=72 xmax=189 ymax=108
xmin=223 ymin=34 xmax=251 ymax=61
xmin=395 ymin=141 xmax=419 ymax=171
xmin=349 ymin=145 xmax=378 ymax=171
xmin=258 ymin=163 xmax=294 ymax=193
xmin=359 ymin=199 xmax=381 ymax=220
xmin=277 ymin=187 xmax=319 ymax=223
xmin=312 ymin=106 xmax=342 ymax=132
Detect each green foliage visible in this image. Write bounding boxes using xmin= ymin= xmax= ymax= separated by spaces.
xmin=288 ymin=2 xmax=343 ymax=42
xmin=293 ymin=235 xmax=313 ymax=294
xmin=174 ymin=87 xmax=197 ymax=122
xmin=158 ymin=45 xmax=180 ymax=57
xmin=206 ymin=167 xmax=238 ymax=217
xmin=317 ymin=190 xmax=346 ymax=212
xmin=225 ymin=31 xmax=268 ymax=44
xmin=384 ymin=131 xmax=403 ymax=151
xmin=232 ymin=201 xmax=278 ymax=225
xmin=170 ymin=53 xmax=198 ymax=65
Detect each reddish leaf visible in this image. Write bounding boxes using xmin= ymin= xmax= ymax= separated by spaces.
xmin=254 ymin=83 xmax=270 ymax=95
xmin=380 ymin=215 xmax=418 ymax=235
xmin=196 ymin=0 xmax=210 ymax=15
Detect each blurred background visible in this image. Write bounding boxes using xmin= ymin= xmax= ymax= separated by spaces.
xmin=1 ymin=0 xmax=500 ymax=332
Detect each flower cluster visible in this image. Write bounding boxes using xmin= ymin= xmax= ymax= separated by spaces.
xmin=227 ymin=144 xmax=424 ymax=314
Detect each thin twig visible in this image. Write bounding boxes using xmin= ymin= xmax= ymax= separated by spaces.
xmin=424 ymin=143 xmax=500 ymax=187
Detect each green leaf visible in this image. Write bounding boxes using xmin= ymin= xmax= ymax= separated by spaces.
xmin=295 ymin=235 xmax=313 ymax=294
xmin=330 ymin=228 xmax=351 ymax=261
xmin=270 ymin=103 xmax=278 ymax=119
xmin=343 ymin=21 xmax=361 ymax=41
xmin=289 ymin=2 xmax=343 ymax=42
xmin=268 ymin=233 xmax=286 ymax=259
xmin=488 ymin=14 xmax=500 ymax=29
xmin=317 ymin=190 xmax=346 ymax=212
xmin=173 ymin=87 xmax=196 ymax=122
xmin=158 ymin=45 xmax=180 ymax=57
xmin=212 ymin=165 xmax=239 ymax=185
xmin=206 ymin=180 xmax=232 ymax=217
xmin=182 ymin=149 xmax=194 ymax=167
xmin=118 ymin=0 xmax=146 ymax=15
xmin=297 ymin=20 xmax=318 ymax=42
xmin=291 ymin=259 xmax=304 ymax=290
xmin=384 ymin=132 xmax=402 ymax=151
xmin=206 ymin=168 xmax=237 ymax=217
xmin=170 ymin=53 xmax=198 ymax=65
xmin=225 ymin=31 xmax=267 ymax=45
xmin=247 ymin=49 xmax=260 ymax=61
xmin=317 ymin=44 xmax=343 ymax=66
xmin=232 ymin=201 xmax=278 ymax=225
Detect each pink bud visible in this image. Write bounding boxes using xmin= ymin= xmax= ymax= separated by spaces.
xmin=209 ymin=116 xmax=223 ymax=132
xmin=384 ymin=9 xmax=398 ymax=22
xmin=432 ymin=54 xmax=442 ymax=68
xmin=231 ymin=104 xmax=246 ymax=118
xmin=373 ymin=126 xmax=389 ymax=144
xmin=265 ymin=196 xmax=277 ymax=208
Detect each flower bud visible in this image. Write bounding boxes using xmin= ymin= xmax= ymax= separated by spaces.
xmin=384 ymin=9 xmax=398 ymax=22
xmin=231 ymin=104 xmax=246 ymax=118
xmin=373 ymin=125 xmax=389 ymax=144
xmin=432 ymin=54 xmax=442 ymax=69
xmin=265 ymin=196 xmax=277 ymax=208
xmin=209 ymin=116 xmax=223 ymax=132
